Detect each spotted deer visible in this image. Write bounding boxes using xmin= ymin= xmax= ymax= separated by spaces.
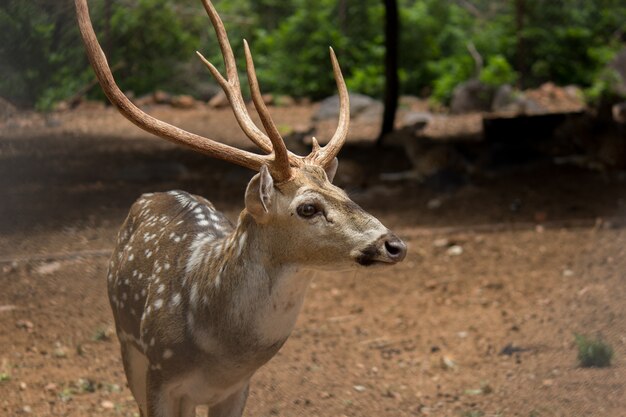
xmin=76 ymin=0 xmax=407 ymax=416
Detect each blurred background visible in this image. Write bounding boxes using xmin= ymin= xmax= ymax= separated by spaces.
xmin=0 ymin=1 xmax=625 ymax=416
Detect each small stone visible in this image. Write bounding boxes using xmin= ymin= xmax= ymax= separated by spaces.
xmin=320 ymin=391 xmax=332 ymax=399
xmin=22 ymin=405 xmax=32 ymax=414
xmin=16 ymin=320 xmax=34 ymax=331
xmin=562 ymin=269 xmax=574 ymax=277
xmin=171 ymin=95 xmax=197 ymax=109
xmin=208 ymin=91 xmax=229 ymax=108
xmin=542 ymin=379 xmax=554 ymax=387
xmin=44 ymin=383 xmax=57 ymax=392
xmin=100 ymin=400 xmax=115 ymax=409
xmin=427 ymin=198 xmax=442 ymax=210
xmin=53 ymin=346 xmax=68 ymax=358
xmin=433 ymin=238 xmax=449 ymax=248
xmin=446 ymin=245 xmax=463 ymax=256
xmin=353 ymin=385 xmax=366 ymax=392
xmin=440 ymin=355 xmax=457 ymax=370
xmin=35 ymin=261 xmax=61 ymax=275
xmin=19 ymin=382 xmax=27 ymax=390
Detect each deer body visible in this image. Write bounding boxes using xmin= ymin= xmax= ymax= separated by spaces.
xmin=109 ymin=190 xmax=312 ymax=415
xmin=77 ymin=0 xmax=407 ymax=415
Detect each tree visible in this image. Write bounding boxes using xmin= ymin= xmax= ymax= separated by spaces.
xmin=378 ymin=0 xmax=399 ymax=145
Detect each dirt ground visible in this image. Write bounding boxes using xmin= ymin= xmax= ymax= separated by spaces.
xmin=0 ymin=104 xmax=625 ymax=417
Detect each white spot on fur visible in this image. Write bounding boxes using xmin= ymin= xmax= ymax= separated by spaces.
xmin=157 ymin=284 xmax=165 ymax=294
xmin=163 ymin=349 xmax=173 ymax=359
xmin=154 ymin=299 xmax=163 ymax=309
xmin=171 ymin=293 xmax=181 ymax=307
xmin=190 ymin=283 xmax=199 ymax=308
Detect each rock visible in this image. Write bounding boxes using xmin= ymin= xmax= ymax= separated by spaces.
xmin=401 ymin=112 xmax=432 ymax=132
xmin=261 ymin=94 xmax=274 ymax=105
xmin=353 ymin=385 xmax=366 ymax=392
xmin=134 ymin=94 xmax=155 ymax=107
xmin=0 ymin=305 xmax=17 ymax=313
xmin=44 ymin=382 xmax=57 ymax=392
xmin=564 ymin=85 xmax=583 ymax=100
xmin=0 ymin=97 xmax=18 ymax=121
xmin=194 ymin=82 xmax=222 ymax=101
xmin=208 ymin=90 xmax=229 ymax=108
xmin=491 ymin=84 xmax=517 ymax=112
xmin=433 ymin=238 xmax=450 ymax=248
xmin=170 ymin=95 xmax=197 ymax=109
xmin=613 ymin=101 xmax=626 ymax=123
xmin=446 ymin=245 xmax=463 ymax=256
xmin=313 ymin=93 xmax=382 ymax=120
xmin=76 ymin=100 xmax=106 ymax=111
xmin=16 ymin=319 xmax=34 ymax=331
xmin=35 ymin=261 xmax=61 ymax=275
xmin=22 ymin=405 xmax=32 ymax=414
xmin=100 ymin=400 xmax=115 ymax=409
xmin=53 ymin=346 xmax=68 ymax=359
xmin=153 ymin=90 xmax=172 ymax=105
xmin=52 ymin=100 xmax=70 ymax=112
xmin=427 ymin=198 xmax=442 ymax=210
xmin=355 ymin=101 xmax=384 ymax=122
xmin=450 ymin=79 xmax=494 ymax=114
xmin=19 ymin=382 xmax=27 ymax=390
xmin=440 ymin=355 xmax=457 ymax=370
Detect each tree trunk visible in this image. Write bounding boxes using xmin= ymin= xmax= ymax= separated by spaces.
xmin=515 ymin=0 xmax=526 ymax=89
xmin=377 ymin=0 xmax=399 ymax=146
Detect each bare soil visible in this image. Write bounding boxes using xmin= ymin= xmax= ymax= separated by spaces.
xmin=0 ymin=105 xmax=625 ymax=417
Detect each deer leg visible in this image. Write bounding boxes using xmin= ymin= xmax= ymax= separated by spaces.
xmin=146 ymin=370 xmax=180 ymax=417
xmin=179 ymin=397 xmax=196 ymax=417
xmin=120 ymin=343 xmax=149 ymax=417
xmin=208 ymin=383 xmax=250 ymax=417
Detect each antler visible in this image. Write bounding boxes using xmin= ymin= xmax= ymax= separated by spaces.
xmin=305 ymin=47 xmax=350 ymax=168
xmin=75 ymin=0 xmax=349 ymax=181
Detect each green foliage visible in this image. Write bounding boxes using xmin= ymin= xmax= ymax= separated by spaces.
xmin=0 ymin=0 xmax=625 ymax=108
xmin=575 ymin=334 xmax=613 ymax=368
xmin=109 ymin=0 xmax=200 ymax=97
xmin=480 ymin=55 xmax=517 ymax=87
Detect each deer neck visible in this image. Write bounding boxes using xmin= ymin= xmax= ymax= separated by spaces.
xmin=187 ymin=211 xmax=311 ymax=355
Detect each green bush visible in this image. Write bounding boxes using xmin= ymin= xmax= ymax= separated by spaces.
xmin=575 ymin=334 xmax=613 ymax=368
xmin=480 ymin=55 xmax=517 ymax=87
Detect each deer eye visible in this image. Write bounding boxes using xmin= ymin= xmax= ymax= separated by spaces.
xmin=297 ymin=203 xmax=319 ymax=218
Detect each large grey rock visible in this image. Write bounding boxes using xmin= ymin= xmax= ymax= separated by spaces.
xmin=313 ymin=92 xmax=382 ymax=120
xmin=491 ymin=84 xmax=516 ymax=112
xmin=450 ymin=79 xmax=494 ymax=114
xmin=401 ymin=111 xmax=432 ymax=132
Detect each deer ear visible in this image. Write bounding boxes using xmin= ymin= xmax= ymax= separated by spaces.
xmin=325 ymin=158 xmax=339 ymax=183
xmin=245 ymin=165 xmax=274 ymax=222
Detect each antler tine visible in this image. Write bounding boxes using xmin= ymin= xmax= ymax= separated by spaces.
xmin=307 ymin=47 xmax=350 ymax=168
xmin=198 ymin=0 xmax=273 ymax=154
xmin=243 ymin=40 xmax=293 ymax=180
xmin=74 ymin=0 xmax=269 ymax=172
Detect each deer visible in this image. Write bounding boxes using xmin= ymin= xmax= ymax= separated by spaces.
xmin=75 ymin=0 xmax=407 ymax=416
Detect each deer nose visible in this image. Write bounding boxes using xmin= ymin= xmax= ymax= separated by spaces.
xmin=382 ymin=234 xmax=407 ymax=262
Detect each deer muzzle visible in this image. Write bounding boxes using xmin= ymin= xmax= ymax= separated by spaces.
xmin=356 ymin=232 xmax=407 ymax=266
